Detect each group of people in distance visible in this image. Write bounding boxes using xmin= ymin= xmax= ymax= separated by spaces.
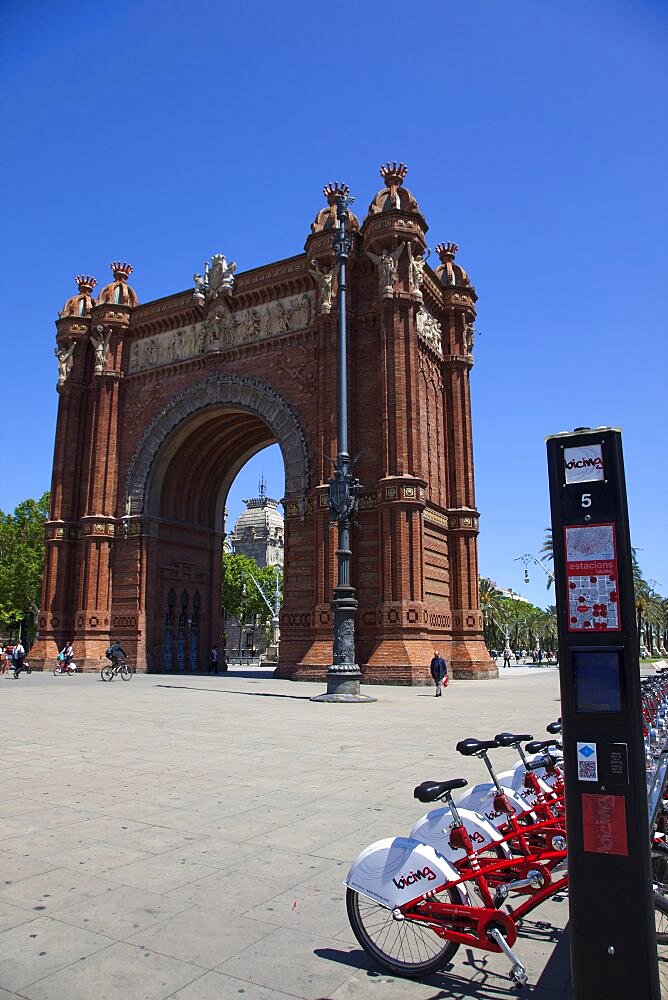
xmin=0 ymin=640 xmax=26 ymax=677
xmin=2 ymin=640 xmax=231 ymax=677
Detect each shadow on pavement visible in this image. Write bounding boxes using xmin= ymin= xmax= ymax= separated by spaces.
xmin=532 ymin=922 xmax=571 ymax=995
xmin=315 ymin=940 xmax=571 ymax=998
xmin=314 ymin=947 xmax=522 ymax=998
xmin=154 ymin=683 xmax=313 ymax=701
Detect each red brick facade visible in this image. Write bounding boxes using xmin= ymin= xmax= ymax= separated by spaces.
xmin=31 ymin=167 xmax=496 ymax=682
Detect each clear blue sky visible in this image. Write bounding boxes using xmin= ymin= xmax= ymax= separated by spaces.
xmin=1 ymin=0 xmax=666 ymax=609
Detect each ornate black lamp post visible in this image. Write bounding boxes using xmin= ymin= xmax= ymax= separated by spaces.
xmin=313 ymin=189 xmax=375 ymax=704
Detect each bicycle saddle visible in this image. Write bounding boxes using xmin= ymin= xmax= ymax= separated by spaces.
xmin=455 ymin=738 xmax=499 ymax=756
xmin=494 ymin=731 xmax=533 ymax=747
xmin=414 ymin=777 xmax=468 ymax=803
xmin=526 ymin=739 xmax=562 ymax=754
xmin=546 ymin=720 xmax=562 ymax=734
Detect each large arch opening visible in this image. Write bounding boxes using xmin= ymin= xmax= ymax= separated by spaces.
xmin=125 ymin=377 xmax=309 ymax=672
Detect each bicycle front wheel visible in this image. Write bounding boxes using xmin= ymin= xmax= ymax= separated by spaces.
xmin=346 ymin=886 xmax=460 ymax=979
xmin=101 ymin=666 xmax=114 ymax=682
xmin=120 ymin=664 xmax=132 ymax=681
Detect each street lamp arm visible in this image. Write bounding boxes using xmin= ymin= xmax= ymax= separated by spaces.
xmin=246 ymin=571 xmax=277 ymax=617
xmin=514 ymin=552 xmax=555 ymax=585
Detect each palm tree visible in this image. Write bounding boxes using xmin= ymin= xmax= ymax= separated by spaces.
xmin=479 ymin=578 xmax=505 ymax=650
xmin=539 ymin=529 xmax=554 ymax=590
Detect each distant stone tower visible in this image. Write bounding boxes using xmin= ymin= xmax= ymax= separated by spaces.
xmin=228 ymin=478 xmax=285 ymax=569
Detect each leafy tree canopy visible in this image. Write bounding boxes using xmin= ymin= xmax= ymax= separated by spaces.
xmin=0 ymin=491 xmax=50 ymax=637
xmin=222 ymin=552 xmax=282 ymax=624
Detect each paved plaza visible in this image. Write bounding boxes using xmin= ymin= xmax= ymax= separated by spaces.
xmin=0 ymin=666 xmax=573 ymax=999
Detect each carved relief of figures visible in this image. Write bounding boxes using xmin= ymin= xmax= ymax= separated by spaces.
xmin=288 ymin=294 xmax=312 ymax=330
xmin=416 ymin=307 xmax=443 ymax=356
xmin=273 ymin=300 xmax=289 ymax=333
xmin=55 ymin=342 xmax=76 ymax=385
xmin=367 ymin=244 xmax=404 ymax=297
xmin=90 ymin=327 xmax=112 ymax=374
xmin=308 ymin=260 xmax=336 ymax=314
xmin=128 ymin=292 xmax=315 ymax=373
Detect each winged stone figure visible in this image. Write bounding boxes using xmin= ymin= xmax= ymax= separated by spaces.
xmin=366 ymin=244 xmax=404 ymax=296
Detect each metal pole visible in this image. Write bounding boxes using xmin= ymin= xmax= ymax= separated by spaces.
xmin=312 ymin=188 xmax=374 ymax=704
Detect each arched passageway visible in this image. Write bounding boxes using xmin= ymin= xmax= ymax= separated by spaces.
xmin=126 ymin=376 xmax=309 ymax=672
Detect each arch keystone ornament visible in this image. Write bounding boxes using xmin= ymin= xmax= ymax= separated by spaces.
xmin=31 ymin=165 xmax=495 ymax=682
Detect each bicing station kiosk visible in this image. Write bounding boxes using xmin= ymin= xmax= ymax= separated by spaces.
xmin=546 ymin=427 xmax=662 ymax=999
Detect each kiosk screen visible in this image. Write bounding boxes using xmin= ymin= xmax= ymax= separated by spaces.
xmin=573 ymin=649 xmax=622 ymax=713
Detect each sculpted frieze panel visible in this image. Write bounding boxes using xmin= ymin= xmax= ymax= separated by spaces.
xmin=128 ymin=291 xmax=315 ymax=374
xmin=416 ymin=306 xmax=443 ymax=356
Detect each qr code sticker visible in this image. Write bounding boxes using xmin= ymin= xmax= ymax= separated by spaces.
xmin=578 ymin=760 xmax=597 ymax=781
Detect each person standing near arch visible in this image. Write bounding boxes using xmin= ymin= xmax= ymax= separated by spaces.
xmin=208 ymin=646 xmax=218 ymax=675
xmin=429 ymin=650 xmax=448 ymax=697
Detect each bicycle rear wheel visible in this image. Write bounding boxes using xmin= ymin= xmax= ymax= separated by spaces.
xmin=101 ymin=666 xmax=114 ymax=682
xmin=346 ymin=886 xmax=461 ymax=978
xmin=120 ymin=664 xmax=132 ymax=681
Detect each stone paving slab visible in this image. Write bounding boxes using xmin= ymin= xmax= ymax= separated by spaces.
xmin=0 ymin=669 xmax=575 ymax=998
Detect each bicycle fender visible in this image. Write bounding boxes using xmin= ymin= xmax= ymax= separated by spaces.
xmin=344 ymin=837 xmax=467 ymax=909
xmin=410 ymin=806 xmax=507 ymax=864
xmin=497 ymin=767 xmax=554 ymax=803
xmin=456 ymin=784 xmax=537 ymax=830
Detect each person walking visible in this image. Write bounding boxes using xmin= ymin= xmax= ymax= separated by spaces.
xmin=429 ymin=650 xmax=448 ymax=697
xmin=12 ymin=640 xmax=25 ymax=678
xmin=503 ymin=648 xmax=512 ymax=669
xmin=208 ymin=645 xmax=218 ymax=674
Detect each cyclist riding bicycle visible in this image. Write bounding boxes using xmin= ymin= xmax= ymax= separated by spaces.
xmin=60 ymin=641 xmax=74 ymax=667
xmin=105 ymin=641 xmax=127 ymax=670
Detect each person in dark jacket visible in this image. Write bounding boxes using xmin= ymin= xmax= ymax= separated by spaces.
xmin=429 ymin=651 xmax=448 ymax=697
xmin=105 ymin=642 xmax=127 ymax=669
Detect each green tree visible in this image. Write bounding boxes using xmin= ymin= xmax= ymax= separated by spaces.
xmin=0 ymin=491 xmax=50 ymax=640
xmin=222 ymin=553 xmax=282 ymax=633
xmin=479 ymin=577 xmax=506 ymax=649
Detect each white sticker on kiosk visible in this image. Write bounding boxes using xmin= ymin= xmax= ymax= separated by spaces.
xmin=564 ymin=444 xmax=604 ymax=484
xmin=577 ymin=742 xmax=598 ymax=782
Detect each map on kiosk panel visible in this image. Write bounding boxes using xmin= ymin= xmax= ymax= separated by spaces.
xmin=565 ymin=524 xmax=620 ymax=632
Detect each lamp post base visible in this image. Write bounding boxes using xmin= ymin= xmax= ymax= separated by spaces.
xmin=311 ymin=667 xmax=377 ymax=703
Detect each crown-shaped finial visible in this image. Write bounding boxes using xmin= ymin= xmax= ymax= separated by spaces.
xmin=110 ymin=261 xmax=133 ymax=282
xmin=323 ymin=182 xmax=350 ymax=205
xmin=75 ymin=275 xmax=97 ymax=294
xmin=379 ymin=162 xmax=408 ymax=188
xmin=436 ymin=242 xmax=459 ymax=262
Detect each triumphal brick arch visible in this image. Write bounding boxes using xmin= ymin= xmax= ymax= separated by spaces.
xmin=33 ymin=164 xmax=495 ymax=681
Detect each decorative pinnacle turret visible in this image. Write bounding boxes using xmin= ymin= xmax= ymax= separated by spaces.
xmin=323 ymin=182 xmax=350 ymax=205
xmin=436 ymin=242 xmax=459 ymax=262
xmin=379 ymin=162 xmax=408 ymax=189
xmin=75 ymin=275 xmax=97 ymax=294
xmin=110 ymin=261 xmax=133 ymax=282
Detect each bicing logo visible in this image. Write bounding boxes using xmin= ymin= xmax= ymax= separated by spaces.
xmin=564 ymin=444 xmax=604 ymax=484
xmin=393 ymin=866 xmax=437 ymax=890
